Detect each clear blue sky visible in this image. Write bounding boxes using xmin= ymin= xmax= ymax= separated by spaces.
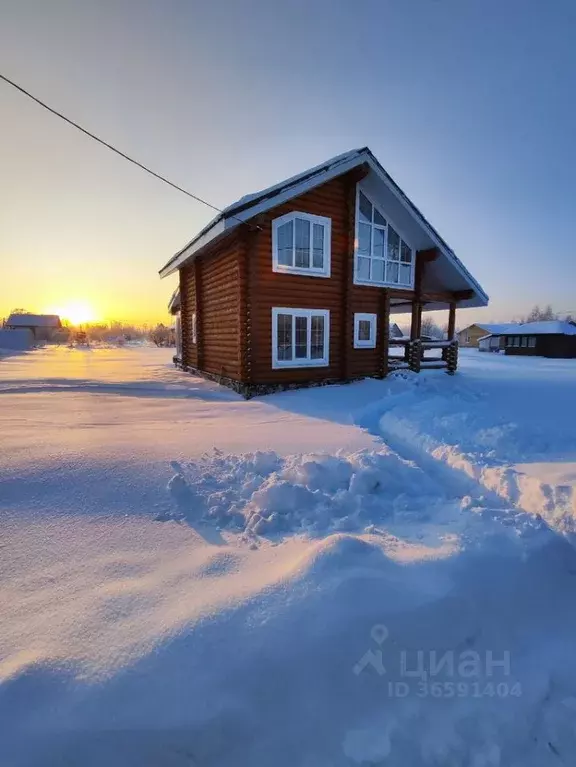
xmin=1 ymin=0 xmax=575 ymax=325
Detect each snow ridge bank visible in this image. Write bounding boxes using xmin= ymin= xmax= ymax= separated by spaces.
xmin=163 ymin=447 xmax=453 ymax=537
xmin=372 ymin=371 xmax=576 ymax=534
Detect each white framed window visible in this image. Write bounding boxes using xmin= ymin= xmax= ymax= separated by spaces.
xmin=191 ymin=312 xmax=197 ymax=344
xmin=521 ymin=336 xmax=528 ymax=348
xmin=272 ymin=212 xmax=331 ymax=278
xmin=354 ymin=313 xmax=377 ymax=348
xmin=354 ymin=188 xmax=414 ymax=288
xmin=528 ymin=336 xmax=537 ymax=348
xmin=271 ymin=307 xmax=329 ymax=368
xmin=513 ymin=336 xmax=520 ymax=347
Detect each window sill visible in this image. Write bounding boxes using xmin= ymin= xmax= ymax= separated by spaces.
xmin=273 ymin=265 xmax=331 ymax=279
xmin=353 ymin=277 xmax=414 ymax=289
xmin=353 ymin=342 xmax=376 ymax=349
xmin=272 ymin=359 xmax=329 ymax=370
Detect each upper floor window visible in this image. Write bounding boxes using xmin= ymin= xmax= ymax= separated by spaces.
xmin=354 ymin=189 xmax=414 ymax=288
xmin=272 ymin=212 xmax=331 ymax=278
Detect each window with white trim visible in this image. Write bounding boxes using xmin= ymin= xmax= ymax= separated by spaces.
xmin=528 ymin=336 xmax=537 ymax=348
xmin=272 ymin=212 xmax=331 ymax=277
xmin=191 ymin=312 xmax=197 ymax=344
xmin=354 ymin=189 xmax=414 ymax=287
xmin=513 ymin=336 xmax=520 ymax=347
xmin=272 ymin=308 xmax=329 ymax=368
xmin=354 ymin=313 xmax=377 ymax=348
xmin=521 ymin=336 xmax=528 ymax=348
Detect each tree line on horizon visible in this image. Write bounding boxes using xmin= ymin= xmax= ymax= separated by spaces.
xmin=2 ymin=310 xmax=175 ymax=347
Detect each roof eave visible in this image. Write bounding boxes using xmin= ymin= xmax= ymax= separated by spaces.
xmin=159 ymin=217 xmax=227 ymax=278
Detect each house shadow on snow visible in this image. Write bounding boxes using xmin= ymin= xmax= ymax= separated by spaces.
xmin=3 ymin=529 xmax=576 ymax=767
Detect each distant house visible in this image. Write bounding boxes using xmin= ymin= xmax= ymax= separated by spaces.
xmin=501 ymin=321 xmax=576 ymax=358
xmin=457 ymin=323 xmax=517 ymax=348
xmin=159 ymin=147 xmax=487 ymax=395
xmin=5 ymin=313 xmax=62 ymax=342
xmin=0 ymin=328 xmax=34 ymax=352
xmin=477 ymin=333 xmax=502 ymax=352
xmin=390 ymin=322 xmax=403 ymax=339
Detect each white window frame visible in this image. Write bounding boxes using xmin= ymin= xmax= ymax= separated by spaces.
xmin=353 ymin=187 xmax=415 ymax=289
xmin=271 ymin=307 xmax=330 ymax=369
xmin=191 ymin=312 xmax=197 ymax=344
xmin=272 ymin=212 xmax=331 ymax=278
xmin=354 ymin=313 xmax=377 ymax=349
xmin=528 ymin=336 xmax=537 ymax=348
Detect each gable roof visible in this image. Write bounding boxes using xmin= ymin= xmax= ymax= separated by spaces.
xmin=505 ymin=321 xmax=576 ymax=336
xmin=6 ymin=313 xmax=61 ymax=328
xmin=159 ymin=147 xmax=488 ymax=308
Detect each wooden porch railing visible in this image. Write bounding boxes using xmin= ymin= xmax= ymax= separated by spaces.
xmin=388 ymin=338 xmax=458 ymax=375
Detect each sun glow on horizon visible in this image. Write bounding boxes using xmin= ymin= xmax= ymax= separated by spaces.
xmin=45 ymin=301 xmax=98 ymax=325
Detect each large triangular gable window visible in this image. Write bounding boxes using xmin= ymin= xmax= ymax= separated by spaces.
xmin=354 ymin=189 xmax=414 ymax=288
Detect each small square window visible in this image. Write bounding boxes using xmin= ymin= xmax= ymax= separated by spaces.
xmin=354 ymin=313 xmax=377 ymax=349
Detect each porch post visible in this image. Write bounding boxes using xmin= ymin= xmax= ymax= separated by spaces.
xmin=410 ymin=301 xmax=422 ymax=340
xmin=378 ymin=289 xmax=390 ymax=377
xmin=447 ymin=301 xmax=457 ymax=340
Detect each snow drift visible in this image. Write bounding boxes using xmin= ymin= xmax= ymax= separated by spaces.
xmin=3 ymin=346 xmax=576 ymax=766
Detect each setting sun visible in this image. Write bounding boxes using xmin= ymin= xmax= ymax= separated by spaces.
xmin=46 ymin=301 xmax=98 ymax=325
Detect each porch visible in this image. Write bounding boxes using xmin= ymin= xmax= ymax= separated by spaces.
xmin=380 ymin=247 xmax=462 ymax=375
xmin=384 ymin=290 xmax=459 ymax=375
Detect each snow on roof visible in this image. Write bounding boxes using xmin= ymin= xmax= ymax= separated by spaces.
xmin=474 ymin=323 xmax=519 ymax=334
xmin=221 ymin=148 xmax=362 ymax=217
xmin=509 ymin=321 xmax=576 ymax=336
xmin=159 ymin=149 xmax=366 ymax=278
xmin=158 ymin=147 xmax=488 ymax=309
xmin=6 ymin=313 xmax=61 ymax=328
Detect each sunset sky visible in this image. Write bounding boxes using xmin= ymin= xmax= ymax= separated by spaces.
xmin=2 ymin=0 xmax=576 ymax=326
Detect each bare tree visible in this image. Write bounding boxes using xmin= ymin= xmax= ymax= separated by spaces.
xmin=523 ymin=304 xmax=557 ymax=323
xmin=150 ymin=323 xmax=173 ymax=347
xmin=421 ymin=317 xmax=444 ymax=339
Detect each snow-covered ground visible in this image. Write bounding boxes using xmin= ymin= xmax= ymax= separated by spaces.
xmin=2 ymin=345 xmax=576 ymax=766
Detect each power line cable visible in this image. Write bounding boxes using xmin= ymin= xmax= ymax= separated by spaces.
xmin=0 ymin=72 xmax=253 ymax=227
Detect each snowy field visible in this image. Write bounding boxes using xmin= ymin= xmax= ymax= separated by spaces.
xmin=2 ymin=344 xmax=576 ymax=766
